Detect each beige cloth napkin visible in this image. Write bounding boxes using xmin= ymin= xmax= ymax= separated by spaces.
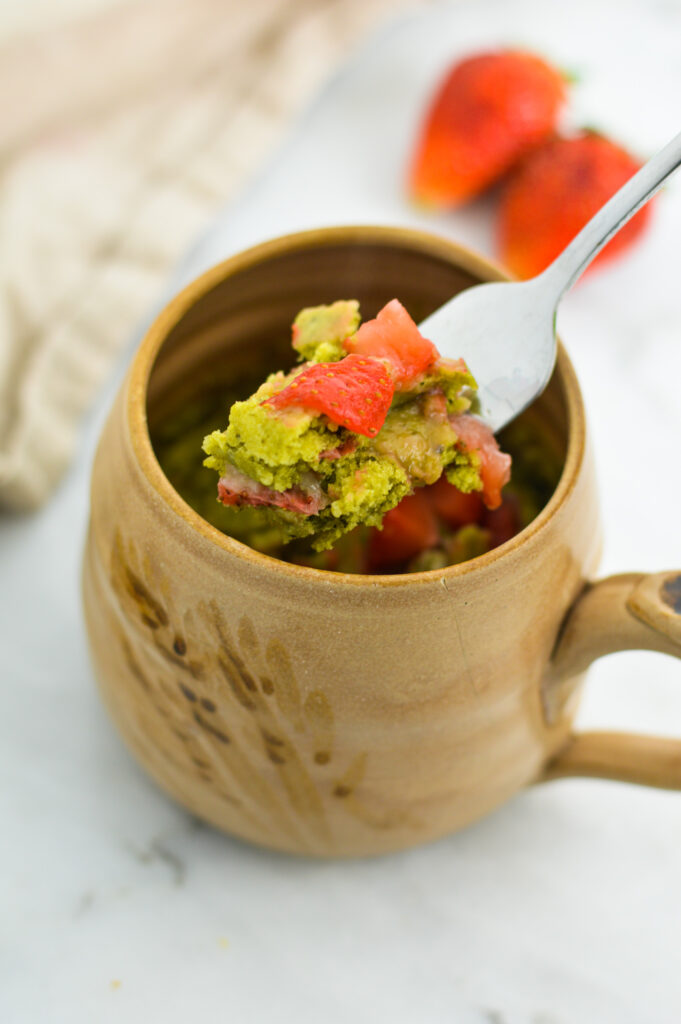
xmin=0 ymin=0 xmax=430 ymax=511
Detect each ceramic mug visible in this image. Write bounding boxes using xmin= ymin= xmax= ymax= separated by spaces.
xmin=82 ymin=226 xmax=681 ymax=857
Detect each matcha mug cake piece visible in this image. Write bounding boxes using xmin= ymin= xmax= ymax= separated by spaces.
xmin=202 ymin=297 xmax=511 ymax=555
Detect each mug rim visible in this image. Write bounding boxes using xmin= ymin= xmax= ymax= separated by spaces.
xmin=127 ymin=225 xmax=586 ymax=587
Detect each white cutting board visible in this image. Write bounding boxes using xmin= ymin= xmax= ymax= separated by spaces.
xmin=3 ymin=1 xmax=681 ymax=1022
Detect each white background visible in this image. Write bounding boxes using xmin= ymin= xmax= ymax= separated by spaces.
xmin=2 ymin=1 xmax=681 ymax=1021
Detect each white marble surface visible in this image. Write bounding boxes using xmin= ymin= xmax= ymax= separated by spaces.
xmin=3 ymin=0 xmax=681 ymax=1020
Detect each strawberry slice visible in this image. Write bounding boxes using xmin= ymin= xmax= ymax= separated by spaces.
xmin=451 ymin=415 xmax=511 ymax=510
xmin=499 ymin=132 xmax=652 ymax=279
xmin=483 ymin=492 xmax=522 ymax=548
xmin=264 ymin=354 xmax=394 ymax=438
xmin=426 ymin=476 xmax=484 ymax=528
xmin=344 ymin=299 xmax=438 ymax=390
xmin=368 ymin=490 xmax=439 ymax=571
xmin=217 ymin=465 xmax=327 ymax=515
xmin=409 ymin=50 xmax=567 ymax=207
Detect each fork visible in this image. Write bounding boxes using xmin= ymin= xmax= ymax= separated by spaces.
xmin=419 ymin=129 xmax=681 ymax=431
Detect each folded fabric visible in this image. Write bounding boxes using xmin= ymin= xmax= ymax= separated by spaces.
xmin=0 ymin=0 xmax=421 ymax=510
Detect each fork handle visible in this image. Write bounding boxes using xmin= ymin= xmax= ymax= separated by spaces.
xmin=540 ymin=129 xmax=681 ymax=299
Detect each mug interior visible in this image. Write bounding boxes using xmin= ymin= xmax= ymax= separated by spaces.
xmin=144 ymin=229 xmax=571 ymax=564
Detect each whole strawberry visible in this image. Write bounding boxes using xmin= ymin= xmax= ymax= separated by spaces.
xmin=499 ymin=131 xmax=653 ymax=278
xmin=409 ymin=50 xmax=567 ymax=207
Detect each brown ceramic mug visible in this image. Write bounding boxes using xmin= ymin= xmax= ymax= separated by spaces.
xmin=82 ymin=226 xmax=681 ymax=857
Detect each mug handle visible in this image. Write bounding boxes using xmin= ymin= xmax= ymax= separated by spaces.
xmin=541 ymin=571 xmax=681 ymax=788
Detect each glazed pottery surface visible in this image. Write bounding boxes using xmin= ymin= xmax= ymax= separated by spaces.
xmin=82 ymin=227 xmax=681 ymax=857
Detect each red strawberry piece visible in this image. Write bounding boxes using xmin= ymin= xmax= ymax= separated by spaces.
xmin=217 ymin=465 xmax=327 ymax=515
xmin=264 ymin=354 xmax=394 ymax=438
xmin=368 ymin=490 xmax=439 ymax=572
xmin=422 ymin=391 xmax=450 ymax=421
xmin=426 ymin=475 xmax=484 ymax=528
xmin=409 ymin=50 xmax=567 ymax=207
xmin=318 ymin=438 xmax=358 ymax=461
xmin=482 ymin=492 xmax=522 ymax=547
xmin=344 ymin=299 xmax=438 ymax=390
xmin=499 ymin=131 xmax=652 ymax=279
xmin=451 ymin=414 xmax=511 ymax=510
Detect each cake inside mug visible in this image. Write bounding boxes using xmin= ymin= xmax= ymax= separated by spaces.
xmin=152 ymin=299 xmax=562 ymax=574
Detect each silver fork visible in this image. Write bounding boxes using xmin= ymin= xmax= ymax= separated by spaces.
xmin=419 ymin=129 xmax=681 ymax=432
